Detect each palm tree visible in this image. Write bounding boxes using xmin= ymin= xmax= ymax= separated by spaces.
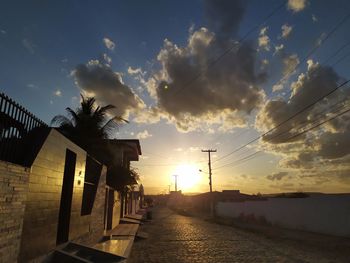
xmin=51 ymin=94 xmax=128 ymax=150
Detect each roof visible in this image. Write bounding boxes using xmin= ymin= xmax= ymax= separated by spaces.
xmin=105 ymin=139 xmax=142 ymax=161
xmin=117 ymin=139 xmax=142 ymax=155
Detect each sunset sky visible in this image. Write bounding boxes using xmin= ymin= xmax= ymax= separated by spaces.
xmin=1 ymin=0 xmax=350 ymax=194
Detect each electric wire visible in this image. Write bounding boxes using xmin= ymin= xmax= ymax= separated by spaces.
xmin=170 ymin=1 xmax=286 ymax=97
xmin=214 ymin=101 xmax=350 ymax=170
xmin=214 ymin=79 xmax=349 ymax=164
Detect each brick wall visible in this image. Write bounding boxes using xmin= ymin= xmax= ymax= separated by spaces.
xmin=0 ymin=161 xmax=30 ymax=263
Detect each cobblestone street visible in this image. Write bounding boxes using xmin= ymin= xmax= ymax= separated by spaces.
xmin=128 ymin=206 xmax=348 ymax=263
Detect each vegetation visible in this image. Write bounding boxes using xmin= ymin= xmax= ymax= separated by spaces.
xmin=52 ymin=94 xmax=138 ymax=189
xmin=51 ymin=94 xmax=128 ymax=150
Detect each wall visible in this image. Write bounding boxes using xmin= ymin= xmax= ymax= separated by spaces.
xmin=112 ymin=191 xmax=121 ymax=229
xmin=75 ymin=166 xmax=107 ymax=246
xmin=0 ymin=161 xmax=30 ymax=263
xmin=19 ymin=129 xmax=89 ymax=261
xmin=216 ymin=195 xmax=350 ymax=237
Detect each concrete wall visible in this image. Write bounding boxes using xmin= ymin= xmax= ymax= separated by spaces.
xmin=112 ymin=191 xmax=121 ymax=229
xmin=75 ymin=166 xmax=107 ymax=246
xmin=19 ymin=129 xmax=99 ymax=261
xmin=216 ymin=195 xmax=350 ymax=237
xmin=0 ymin=161 xmax=30 ymax=263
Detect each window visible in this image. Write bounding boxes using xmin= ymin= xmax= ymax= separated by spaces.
xmin=81 ymin=155 xmax=102 ymax=216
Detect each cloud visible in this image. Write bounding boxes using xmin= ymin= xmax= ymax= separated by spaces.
xmin=54 ymin=89 xmax=62 ymax=97
xmin=72 ymin=59 xmax=145 ymax=118
xmin=316 ymin=32 xmax=326 ymax=47
xmin=266 ymin=172 xmax=288 ymax=181
xmin=256 ymin=60 xmax=340 ymax=144
xmin=272 ymin=84 xmax=284 ymax=92
xmin=282 ymin=53 xmax=299 ymax=77
xmin=22 ymin=38 xmax=35 ymax=54
xmin=256 ymin=60 xmax=350 ymax=184
xmin=127 ymin=66 xmax=144 ymax=76
xmin=27 ymin=83 xmax=38 ymax=89
xmin=0 ymin=29 xmax=6 ymax=34
xmin=103 ymin=37 xmax=116 ymax=50
xmin=287 ymin=0 xmax=308 ymax=13
xmin=280 ymin=24 xmax=293 ymax=39
xmin=274 ymin=44 xmax=284 ymax=55
xmin=136 ymin=130 xmax=152 ymax=139
xmin=146 ymin=26 xmax=266 ymax=132
xmin=260 ymin=59 xmax=269 ymax=70
xmin=258 ymin=27 xmax=270 ymax=51
xmin=312 ymin=14 xmax=318 ymax=23
xmin=102 ymin=53 xmax=112 ymax=65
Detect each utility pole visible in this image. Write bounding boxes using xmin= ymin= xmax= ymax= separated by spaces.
xmin=202 ymin=149 xmax=217 ymax=217
xmin=173 ymin=174 xmax=178 ymax=192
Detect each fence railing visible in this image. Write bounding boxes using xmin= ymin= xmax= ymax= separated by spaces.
xmin=0 ymin=92 xmax=48 ymax=165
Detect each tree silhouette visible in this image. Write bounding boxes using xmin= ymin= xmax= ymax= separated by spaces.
xmin=51 ymin=94 xmax=128 ymax=150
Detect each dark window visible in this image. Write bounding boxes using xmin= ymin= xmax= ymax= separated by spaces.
xmin=57 ymin=149 xmax=76 ymax=245
xmin=81 ymin=155 xmax=102 ymax=215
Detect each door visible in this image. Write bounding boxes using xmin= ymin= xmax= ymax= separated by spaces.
xmin=106 ymin=189 xmax=114 ymax=230
xmin=56 ymin=149 xmax=76 ymax=245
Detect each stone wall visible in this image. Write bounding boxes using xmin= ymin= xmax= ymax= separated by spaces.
xmin=0 ymin=161 xmax=30 ymax=263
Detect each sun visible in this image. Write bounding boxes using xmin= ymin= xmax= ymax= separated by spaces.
xmin=173 ymin=164 xmax=201 ymax=192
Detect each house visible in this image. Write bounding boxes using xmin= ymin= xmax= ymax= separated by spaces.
xmin=102 ymin=139 xmax=142 ymax=230
xmin=0 ymin=93 xmax=143 ymax=262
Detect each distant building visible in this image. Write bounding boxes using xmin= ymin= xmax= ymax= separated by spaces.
xmin=185 ymin=190 xmax=265 ymax=213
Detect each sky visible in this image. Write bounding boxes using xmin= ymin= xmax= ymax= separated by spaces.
xmin=1 ymin=0 xmax=350 ymax=194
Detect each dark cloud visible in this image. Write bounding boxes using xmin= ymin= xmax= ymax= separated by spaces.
xmin=72 ymin=60 xmax=144 ymax=118
xmin=256 ymin=61 xmax=345 ymax=144
xmin=143 ymin=0 xmax=266 ymax=132
xmin=266 ymin=171 xmax=288 ymax=181
xmin=148 ymin=27 xmax=266 ymax=132
xmin=257 ymin=60 xmax=350 ymax=185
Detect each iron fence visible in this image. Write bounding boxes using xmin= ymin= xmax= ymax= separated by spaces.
xmin=0 ymin=92 xmax=47 ymax=165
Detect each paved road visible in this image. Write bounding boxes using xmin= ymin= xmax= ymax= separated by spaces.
xmin=128 ymin=206 xmax=348 ymax=263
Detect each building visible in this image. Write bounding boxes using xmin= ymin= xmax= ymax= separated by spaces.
xmin=0 ymin=92 xmax=143 ymax=262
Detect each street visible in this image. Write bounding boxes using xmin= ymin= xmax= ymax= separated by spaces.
xmin=128 ymin=206 xmax=348 ymax=263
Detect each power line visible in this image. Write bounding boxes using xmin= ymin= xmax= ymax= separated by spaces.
xmin=323 ymin=39 xmax=350 ymax=65
xmin=214 ymin=79 xmax=349 ymax=164
xmin=213 ymin=151 xmax=262 ymax=170
xmin=170 ymin=1 xmax=286 ymax=98
xmin=214 ymin=11 xmax=350 ymax=164
xmin=214 ymin=103 xmax=350 ymax=170
xmin=263 ymin=94 xmax=350 ymax=143
xmin=275 ymin=12 xmax=350 ymax=88
xmin=283 ymin=105 xmax=350 ymax=142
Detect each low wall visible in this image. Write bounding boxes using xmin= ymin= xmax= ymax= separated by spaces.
xmin=216 ymin=195 xmax=350 ymax=237
xmin=0 ymin=161 xmax=30 ymax=263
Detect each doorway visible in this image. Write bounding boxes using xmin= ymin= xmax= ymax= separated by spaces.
xmin=56 ymin=149 xmax=76 ymax=245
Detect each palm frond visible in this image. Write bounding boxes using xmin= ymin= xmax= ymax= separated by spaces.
xmin=51 ymin=115 xmax=74 ymax=127
xmin=99 ymin=104 xmax=116 ymax=113
xmin=101 ymin=116 xmax=128 ymax=137
xmin=65 ymin=107 xmax=79 ymax=125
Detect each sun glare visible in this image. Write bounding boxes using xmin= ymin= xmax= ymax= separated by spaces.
xmin=173 ymin=164 xmax=201 ymax=192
